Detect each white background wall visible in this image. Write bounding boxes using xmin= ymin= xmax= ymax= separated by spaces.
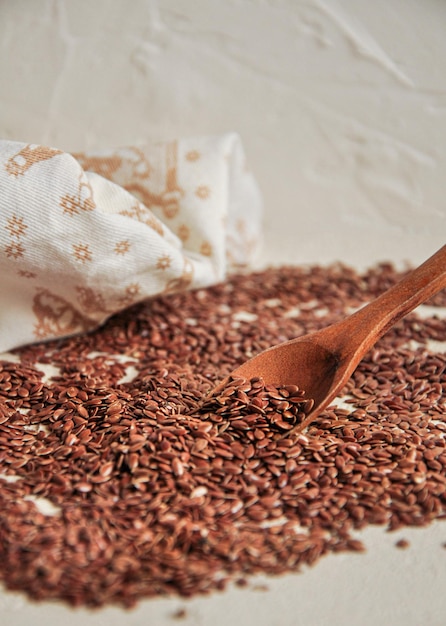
xmin=1 ymin=0 xmax=445 ymax=269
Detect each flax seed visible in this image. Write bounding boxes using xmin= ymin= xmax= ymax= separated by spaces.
xmin=1 ymin=263 xmax=446 ymax=607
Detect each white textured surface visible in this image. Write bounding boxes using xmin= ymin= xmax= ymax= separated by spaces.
xmin=2 ymin=0 xmax=446 ymax=269
xmin=1 ymin=1 xmax=446 ymax=625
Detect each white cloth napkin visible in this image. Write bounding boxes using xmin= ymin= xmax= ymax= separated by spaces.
xmin=0 ymin=133 xmax=262 ymax=352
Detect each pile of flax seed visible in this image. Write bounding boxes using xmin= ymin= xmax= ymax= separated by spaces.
xmin=1 ymin=263 xmax=445 ymax=607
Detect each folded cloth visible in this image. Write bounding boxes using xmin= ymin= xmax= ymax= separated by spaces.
xmin=0 ymin=133 xmax=262 ymax=352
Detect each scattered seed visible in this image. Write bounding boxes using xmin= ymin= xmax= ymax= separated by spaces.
xmin=1 ymin=263 xmax=446 ymax=608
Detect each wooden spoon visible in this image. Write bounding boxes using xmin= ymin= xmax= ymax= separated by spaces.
xmin=213 ymin=244 xmax=446 ymax=434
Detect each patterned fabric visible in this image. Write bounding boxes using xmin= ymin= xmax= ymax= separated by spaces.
xmin=0 ymin=134 xmax=262 ymax=352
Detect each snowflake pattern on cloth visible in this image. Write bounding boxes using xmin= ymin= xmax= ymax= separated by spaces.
xmin=0 ymin=134 xmax=262 ymax=351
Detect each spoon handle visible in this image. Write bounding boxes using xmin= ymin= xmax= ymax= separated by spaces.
xmin=337 ymin=244 xmax=446 ymax=357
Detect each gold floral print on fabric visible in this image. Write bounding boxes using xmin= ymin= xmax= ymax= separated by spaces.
xmin=32 ymin=289 xmax=93 ymax=340
xmin=156 ymin=254 xmax=171 ymax=270
xmin=5 ymin=215 xmax=28 ymax=238
xmin=18 ymin=269 xmax=36 ymax=279
xmin=72 ymin=243 xmax=93 ymax=263
xmin=5 ymin=144 xmax=63 ymax=177
xmin=164 ymin=256 xmax=194 ymax=293
xmin=119 ymin=283 xmax=141 ymax=306
xmin=114 ymin=240 xmax=131 ymax=255
xmin=185 ymin=150 xmax=201 ymax=162
xmin=5 ymin=241 xmax=25 ymax=259
xmin=195 ymin=185 xmax=210 ymax=199
xmin=71 ymin=154 xmax=122 ymax=180
xmin=119 ymin=201 xmax=164 ymax=237
xmin=200 ymin=241 xmax=213 ymax=257
xmin=60 ymin=172 xmax=95 ymax=216
xmin=177 ymin=224 xmax=190 ymax=242
xmin=226 ymin=218 xmax=258 ymax=268
xmin=76 ymin=287 xmax=109 ymax=315
xmin=124 ymin=142 xmax=184 ymax=220
xmin=3 ymin=214 xmax=28 ymax=261
xmin=73 ymin=146 xmax=151 ymax=183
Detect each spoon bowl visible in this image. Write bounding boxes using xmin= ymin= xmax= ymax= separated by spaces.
xmin=233 ymin=339 xmax=340 ymax=414
xmin=212 ymin=244 xmax=446 ymax=433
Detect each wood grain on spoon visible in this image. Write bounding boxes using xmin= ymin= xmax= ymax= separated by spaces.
xmin=213 ymin=245 xmax=446 ymax=434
